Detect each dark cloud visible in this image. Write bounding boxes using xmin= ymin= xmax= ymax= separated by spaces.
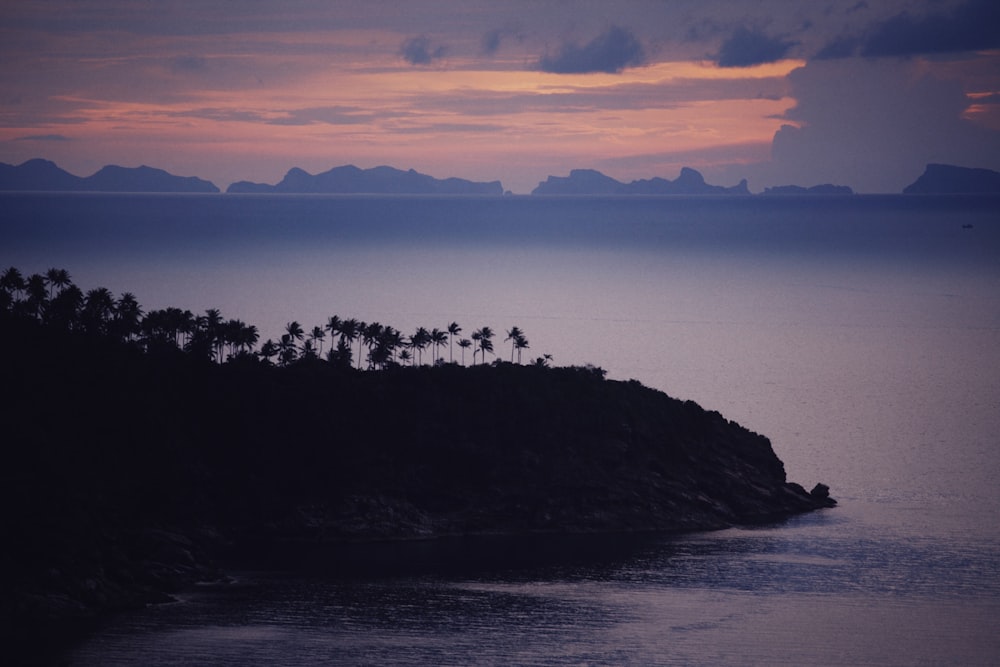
xmin=821 ymin=0 xmax=1000 ymax=60
xmin=14 ymin=134 xmax=73 ymax=141
xmin=538 ymin=25 xmax=645 ymax=74
xmin=400 ymin=36 xmax=446 ymax=66
xmin=482 ymin=28 xmax=503 ymax=56
xmin=717 ymin=27 xmax=797 ymax=68
xmin=814 ymin=35 xmax=861 ymax=60
xmin=859 ymin=0 xmax=1000 ymax=57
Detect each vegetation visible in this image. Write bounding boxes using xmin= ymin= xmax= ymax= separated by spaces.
xmin=0 ymin=266 xmax=551 ymax=371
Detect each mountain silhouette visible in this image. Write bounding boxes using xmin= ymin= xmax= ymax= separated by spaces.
xmin=227 ymin=164 xmax=504 ymax=194
xmin=531 ymin=167 xmax=749 ymax=195
xmin=0 ymin=158 xmax=219 ymax=192
xmin=903 ymin=163 xmax=1000 ymax=194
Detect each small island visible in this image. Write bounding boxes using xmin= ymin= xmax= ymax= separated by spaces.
xmin=2 ymin=266 xmax=835 ymax=647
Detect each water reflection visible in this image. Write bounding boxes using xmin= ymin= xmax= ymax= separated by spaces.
xmin=68 ymin=513 xmax=1000 ymax=666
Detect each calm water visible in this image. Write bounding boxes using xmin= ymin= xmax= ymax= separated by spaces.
xmin=3 ymin=193 xmax=1000 ymax=665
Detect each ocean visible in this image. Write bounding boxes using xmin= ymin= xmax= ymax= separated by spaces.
xmin=2 ymin=193 xmax=999 ymax=665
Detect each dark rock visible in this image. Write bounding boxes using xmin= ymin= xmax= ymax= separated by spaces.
xmin=903 ymin=163 xmax=1000 ymax=194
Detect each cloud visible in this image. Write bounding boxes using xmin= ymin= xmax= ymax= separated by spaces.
xmin=820 ymin=0 xmax=1000 ymax=59
xmin=860 ymin=0 xmax=1000 ymax=57
xmin=756 ymin=59 xmax=1000 ymax=192
xmin=716 ymin=27 xmax=797 ymax=68
xmin=538 ymin=25 xmax=645 ymax=74
xmin=400 ymin=36 xmax=446 ymax=65
xmin=14 ymin=134 xmax=73 ymax=142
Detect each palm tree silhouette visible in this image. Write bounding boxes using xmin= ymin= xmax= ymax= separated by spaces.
xmin=310 ymin=325 xmax=326 ymax=357
xmin=45 ymin=268 xmax=71 ymax=300
xmin=447 ymin=322 xmax=461 ymax=363
xmin=82 ymin=287 xmax=115 ymax=334
xmin=114 ymin=292 xmax=143 ymax=342
xmin=505 ymin=326 xmax=524 ymax=362
xmin=458 ymin=338 xmax=472 ymax=366
xmin=411 ymin=326 xmax=430 ymax=365
xmin=514 ymin=332 xmax=529 ymax=364
xmin=430 ymin=328 xmax=447 ymax=365
xmin=472 ymin=326 xmax=495 ymax=365
xmin=1 ymin=267 xmax=26 ymax=310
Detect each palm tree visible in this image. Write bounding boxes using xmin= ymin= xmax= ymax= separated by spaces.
xmin=1 ymin=267 xmax=25 ymax=303
xmin=505 ymin=326 xmax=524 ymax=362
xmin=337 ymin=318 xmax=360 ymax=365
xmin=325 ymin=315 xmax=342 ymax=342
xmin=447 ymin=322 xmax=461 ymax=363
xmin=472 ymin=326 xmax=494 ymax=365
xmin=82 ymin=287 xmax=114 ymax=334
xmin=514 ymin=332 xmax=529 ymax=364
xmin=310 ymin=325 xmax=326 ymax=357
xmin=259 ymin=338 xmax=279 ymax=365
xmin=24 ymin=273 xmax=48 ymax=321
xmin=113 ymin=292 xmax=143 ymax=342
xmin=430 ymin=328 xmax=447 ymax=365
xmin=278 ymin=333 xmax=297 ymax=366
xmin=362 ymin=321 xmax=383 ymax=369
xmin=236 ymin=322 xmax=259 ymax=355
xmin=45 ymin=268 xmax=71 ymax=299
xmin=47 ymin=284 xmax=83 ymax=331
xmin=411 ymin=326 xmax=430 ymax=365
xmin=353 ymin=320 xmax=368 ymax=368
xmin=457 ymin=338 xmax=472 ymax=366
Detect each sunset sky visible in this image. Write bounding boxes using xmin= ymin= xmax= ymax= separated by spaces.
xmin=2 ymin=0 xmax=999 ymax=193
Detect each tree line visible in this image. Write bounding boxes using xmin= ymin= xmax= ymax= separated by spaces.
xmin=1 ymin=266 xmax=549 ymax=369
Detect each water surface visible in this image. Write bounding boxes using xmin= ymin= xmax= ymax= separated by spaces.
xmin=3 ymin=193 xmax=999 ymax=664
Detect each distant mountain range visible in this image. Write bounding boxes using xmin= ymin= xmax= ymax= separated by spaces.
xmin=227 ymin=164 xmax=504 ymax=195
xmin=0 ymin=159 xmax=219 ymax=193
xmin=531 ymin=167 xmax=750 ymax=195
xmin=3 ymin=158 xmax=999 ymax=195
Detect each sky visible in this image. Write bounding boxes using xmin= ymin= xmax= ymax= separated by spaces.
xmin=1 ymin=0 xmax=999 ymax=194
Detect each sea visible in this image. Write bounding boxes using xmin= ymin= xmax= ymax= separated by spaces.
xmin=2 ymin=193 xmax=999 ymax=665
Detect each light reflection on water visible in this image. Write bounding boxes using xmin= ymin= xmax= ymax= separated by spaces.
xmin=68 ymin=512 xmax=1000 ymax=666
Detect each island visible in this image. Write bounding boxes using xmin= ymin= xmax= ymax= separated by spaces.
xmin=903 ymin=163 xmax=1000 ymax=194
xmin=761 ymin=184 xmax=854 ymax=195
xmin=531 ymin=167 xmax=750 ymax=195
xmin=2 ymin=266 xmax=834 ymax=652
xmin=227 ymin=164 xmax=504 ymax=195
xmin=0 ymin=158 xmax=219 ymax=192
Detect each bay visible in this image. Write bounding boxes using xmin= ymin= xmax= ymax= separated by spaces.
xmin=3 ymin=193 xmax=999 ymax=664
